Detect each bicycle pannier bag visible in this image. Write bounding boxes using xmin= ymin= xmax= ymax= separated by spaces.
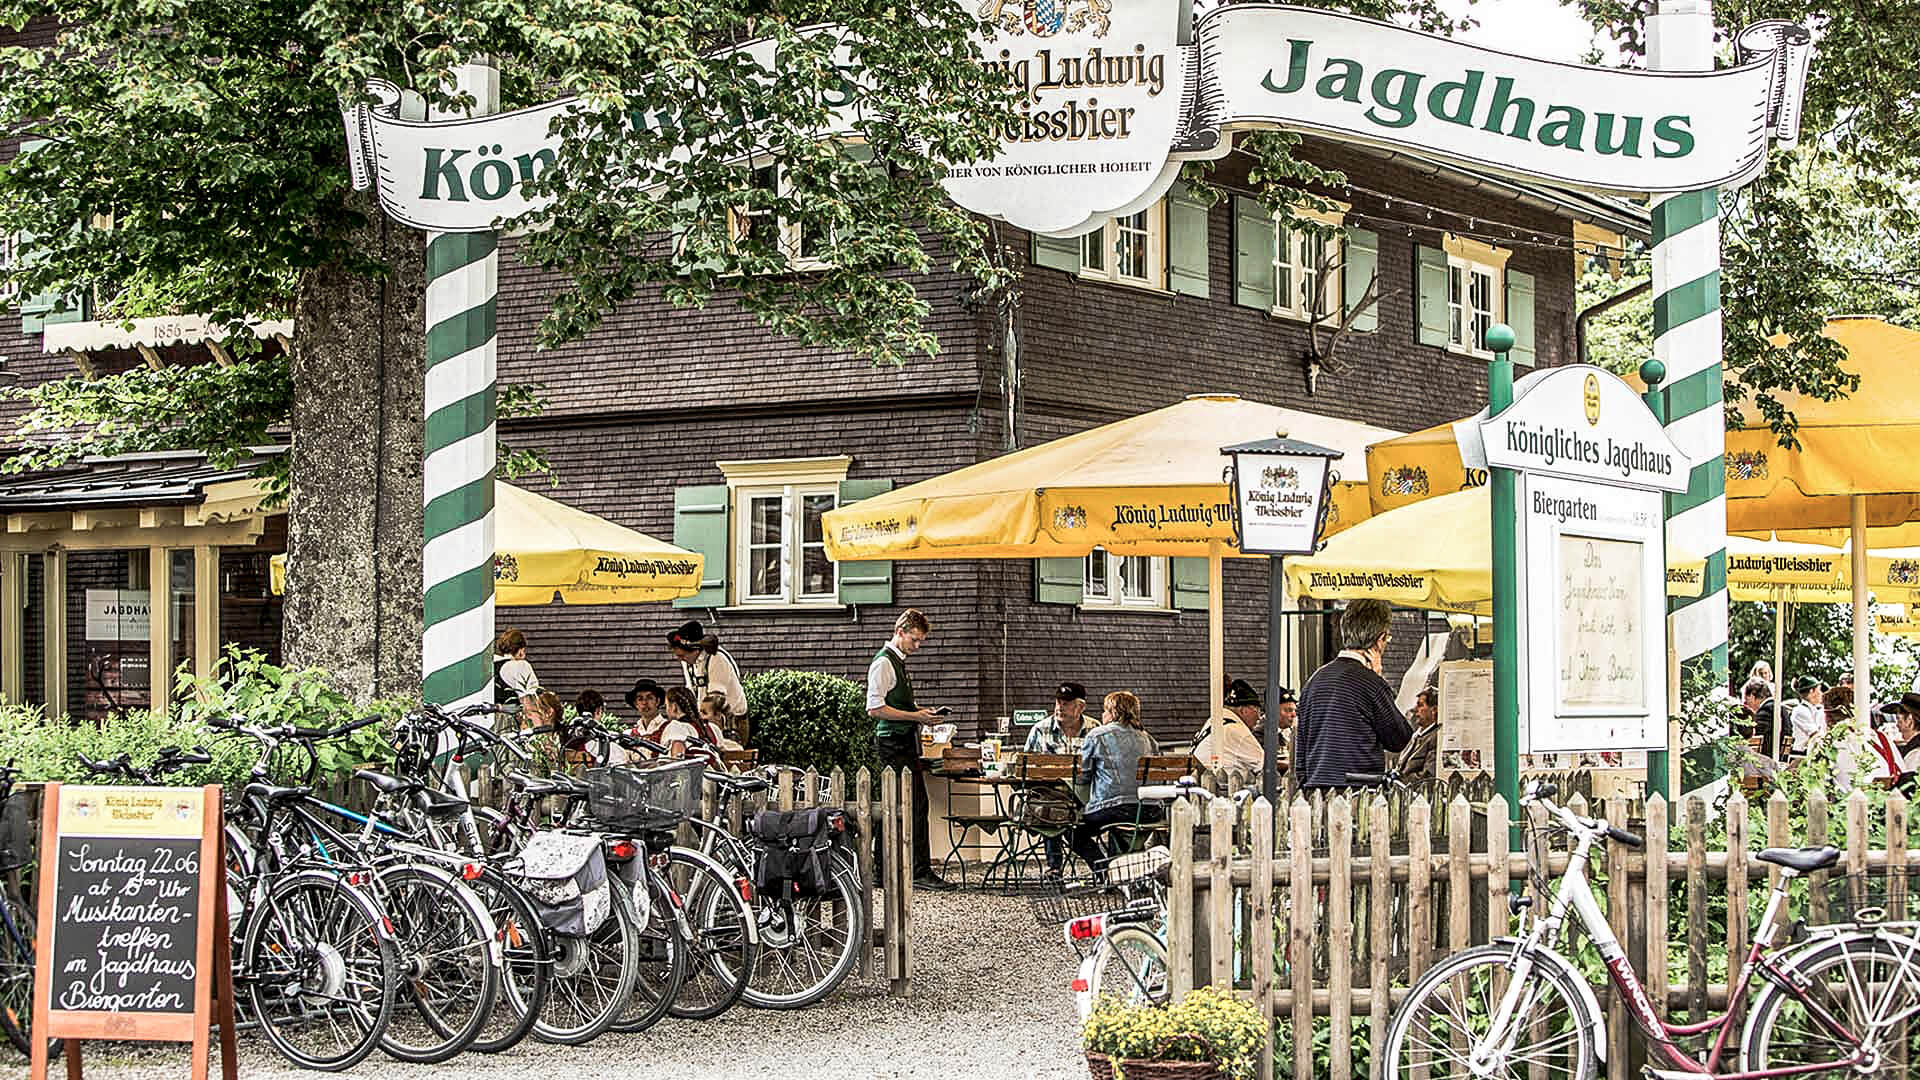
xmin=748 ymin=808 xmax=851 ymax=899
xmin=514 ymin=830 xmax=611 ymax=936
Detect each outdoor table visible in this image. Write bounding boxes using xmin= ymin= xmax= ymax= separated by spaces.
xmin=928 ymin=765 xmax=1076 ymax=889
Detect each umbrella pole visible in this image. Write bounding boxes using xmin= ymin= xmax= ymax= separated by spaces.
xmin=1773 ymin=586 xmax=1786 ymax=759
xmin=1853 ymin=495 xmax=1871 ymax=708
xmin=1208 ymin=541 xmax=1225 ymax=746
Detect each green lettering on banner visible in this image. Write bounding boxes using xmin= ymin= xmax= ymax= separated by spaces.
xmin=1537 ymin=105 xmax=1586 ymax=148
xmin=421 ymin=148 xmax=470 ymax=201
xmin=1593 ymin=113 xmax=1643 ymax=157
xmin=1366 ymin=68 xmax=1423 ymax=128
xmin=1426 ymin=69 xmax=1483 ymax=126
xmin=1263 ymin=39 xmax=1313 ymax=94
xmin=1652 ymin=115 xmax=1695 ymax=158
xmin=1481 ymin=76 xmax=1535 ymax=140
xmin=1316 ymin=58 xmax=1363 ymax=102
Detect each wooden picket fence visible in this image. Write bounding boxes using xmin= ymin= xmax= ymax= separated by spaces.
xmin=1165 ymin=785 xmax=1920 ymax=1080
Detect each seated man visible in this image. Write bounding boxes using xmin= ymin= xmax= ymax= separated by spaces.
xmin=1193 ymin=679 xmax=1267 ymax=774
xmin=1397 ymin=688 xmax=1440 ymax=781
xmin=1024 ymin=681 xmax=1090 ymax=877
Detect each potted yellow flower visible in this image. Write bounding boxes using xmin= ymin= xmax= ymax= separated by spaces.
xmin=1081 ymin=987 xmax=1262 ymax=1080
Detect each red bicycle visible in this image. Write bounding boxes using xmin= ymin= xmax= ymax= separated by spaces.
xmin=1380 ymin=780 xmax=1920 ymax=1078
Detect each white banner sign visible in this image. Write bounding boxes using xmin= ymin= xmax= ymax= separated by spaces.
xmin=341 ymin=7 xmax=1811 ymax=236
xmin=1232 ymin=450 xmax=1332 ymax=555
xmin=1479 ymin=365 xmax=1692 ymax=493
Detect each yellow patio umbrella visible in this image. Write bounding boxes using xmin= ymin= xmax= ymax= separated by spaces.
xmin=271 ymin=481 xmax=703 ymax=605
xmin=1282 ymin=488 xmax=1706 ymax=615
xmin=821 ymin=393 xmax=1399 ymax=725
xmin=1364 ymin=418 xmax=1486 ymax=515
xmin=1878 ymin=608 xmax=1920 ymax=636
xmin=1321 ymin=480 xmax=1374 ymax=539
xmin=1713 ymin=317 xmax=1920 ymax=705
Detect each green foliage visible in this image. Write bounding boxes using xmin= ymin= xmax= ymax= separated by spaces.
xmin=744 ymin=669 xmax=876 ymax=779
xmin=173 ymin=646 xmax=402 ymax=784
xmin=0 ymin=704 xmax=257 ymax=789
xmin=1729 ymin=599 xmax=1919 ymax=693
xmin=1082 ymin=986 xmax=1263 ymax=1080
xmin=1576 ymin=260 xmax=1652 ymax=376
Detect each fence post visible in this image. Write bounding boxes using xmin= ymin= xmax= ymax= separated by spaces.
xmin=1846 ymin=788 xmax=1870 ymax=882
xmin=1288 ymin=797 xmax=1313 ymax=1080
xmin=1806 ymin=791 xmax=1830 ymax=925
xmin=1645 ymin=794 xmax=1670 ymax=1016
xmin=1604 ymin=793 xmax=1631 ymax=1080
xmin=1686 ymin=797 xmax=1707 ymax=1021
xmin=777 ymin=768 xmax=796 ymax=812
xmin=1724 ymin=791 xmax=1748 ymax=1024
xmin=1367 ymin=796 xmax=1390 ymax=1053
xmin=1250 ymin=798 xmax=1275 ymax=1080
xmin=1326 ymin=795 xmax=1352 ymax=1080
xmin=1765 ymin=790 xmax=1790 ymax=899
xmin=801 ymin=767 xmax=820 ymax=809
xmin=894 ymin=766 xmax=914 ymax=998
xmin=855 ymin=766 xmax=874 ymax=980
xmin=1408 ymin=797 xmax=1432 ymax=986
xmin=1891 ymin=793 xmax=1910 ymax=1076
xmin=1209 ymin=796 xmax=1234 ymax=988
xmin=1447 ymin=796 xmax=1470 ymax=953
xmin=881 ymin=767 xmax=901 ymax=989
xmin=1169 ymin=796 xmax=1198 ymax=1000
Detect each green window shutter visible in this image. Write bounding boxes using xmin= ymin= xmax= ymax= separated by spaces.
xmin=1034 ymin=557 xmax=1084 ymax=605
xmin=1505 ymin=269 xmax=1537 ymax=367
xmin=1031 ymin=232 xmax=1081 ymax=273
xmin=673 ymin=484 xmax=730 ymax=609
xmin=1232 ymin=195 xmax=1275 ymax=311
xmin=1342 ymin=228 xmax=1379 ymax=333
xmin=1165 ymin=182 xmax=1210 ymax=299
xmin=835 ymin=478 xmax=893 ymax=605
xmin=1170 ymin=557 xmax=1209 ymax=611
xmin=1415 ymin=244 xmax=1450 ymax=347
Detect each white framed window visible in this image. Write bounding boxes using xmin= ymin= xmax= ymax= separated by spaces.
xmin=0 ymin=234 xmax=15 ymax=303
xmin=1446 ymin=255 xmax=1501 ymax=359
xmin=1079 ymin=203 xmax=1165 ymax=290
xmin=1273 ymin=226 xmax=1340 ymax=321
xmin=725 ymin=148 xmax=869 ymax=272
xmin=1082 ymin=547 xmax=1168 ymax=610
xmin=720 ymin=456 xmax=852 ymax=608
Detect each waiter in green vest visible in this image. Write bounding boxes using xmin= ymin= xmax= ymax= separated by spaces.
xmin=866 ymin=608 xmax=955 ymax=891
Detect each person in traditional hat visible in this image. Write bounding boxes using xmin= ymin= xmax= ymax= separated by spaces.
xmin=1025 ymin=681 xmax=1090 ymax=754
xmin=1788 ymin=675 xmax=1827 ymax=758
xmin=667 ymin=620 xmax=749 ymax=744
xmin=623 ymin=677 xmax=669 ymax=753
xmin=1893 ymin=693 xmax=1920 ymax=771
xmin=1193 ymin=679 xmax=1266 ymax=773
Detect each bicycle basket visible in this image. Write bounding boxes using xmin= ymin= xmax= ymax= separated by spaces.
xmin=1030 ymin=876 xmax=1125 ymax=928
xmin=1104 ymin=846 xmax=1172 ymax=889
xmin=1824 ymin=870 xmax=1920 ymax=925
xmin=582 ymin=760 xmax=704 ymax=832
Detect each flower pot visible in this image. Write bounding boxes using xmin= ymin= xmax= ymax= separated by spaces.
xmin=1084 ymin=1052 xmax=1223 ymax=1080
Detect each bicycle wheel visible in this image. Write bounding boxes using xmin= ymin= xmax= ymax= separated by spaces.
xmin=465 ymin=867 xmax=549 ymax=1054
xmin=0 ymin=893 xmax=55 ymax=1059
xmin=1380 ymin=944 xmax=1596 ymax=1079
xmin=666 ymin=848 xmax=757 ymax=1021
xmin=1087 ymin=925 xmax=1169 ymax=1012
xmin=610 ymin=867 xmax=687 ymax=1034
xmin=742 ymin=853 xmax=866 ymax=1010
xmin=1743 ymin=932 xmax=1920 ymax=1073
xmin=373 ymin=864 xmax=499 ymax=1064
xmin=533 ymin=872 xmax=640 ymax=1045
xmin=242 ymin=871 xmax=400 ymax=1072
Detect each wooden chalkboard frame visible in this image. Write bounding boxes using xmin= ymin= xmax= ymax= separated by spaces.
xmin=29 ymin=783 xmax=237 ymax=1080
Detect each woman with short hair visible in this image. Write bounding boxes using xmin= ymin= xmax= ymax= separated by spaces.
xmin=1068 ymin=690 xmax=1160 ymax=873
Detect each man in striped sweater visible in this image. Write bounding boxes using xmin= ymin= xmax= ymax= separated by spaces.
xmin=1295 ymin=599 xmax=1413 ymax=791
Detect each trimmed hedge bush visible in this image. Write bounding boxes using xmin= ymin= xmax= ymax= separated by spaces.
xmin=745 ymin=669 xmax=877 ymax=779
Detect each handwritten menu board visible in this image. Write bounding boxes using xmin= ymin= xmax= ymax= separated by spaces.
xmin=1557 ymin=534 xmax=1645 ymax=712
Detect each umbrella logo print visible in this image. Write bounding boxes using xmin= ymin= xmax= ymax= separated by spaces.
xmin=1052 ymin=506 xmax=1088 ymax=530
xmin=1726 ymin=451 xmax=1769 ymax=481
xmin=1891 ymin=560 xmax=1920 ymax=586
xmin=494 ymin=553 xmax=521 ymax=582
xmin=1381 ymin=467 xmax=1429 ymax=497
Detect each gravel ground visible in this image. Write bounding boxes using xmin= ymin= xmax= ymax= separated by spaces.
xmin=71 ymin=886 xmax=1087 ymax=1080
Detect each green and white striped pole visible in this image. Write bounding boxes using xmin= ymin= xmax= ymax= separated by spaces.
xmin=422 ymin=60 xmax=500 ymax=709
xmin=1648 ymin=0 xmax=1726 ymax=795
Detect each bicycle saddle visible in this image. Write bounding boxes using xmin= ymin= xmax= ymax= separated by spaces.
xmin=353 ymin=769 xmax=421 ymax=796
xmin=416 ymin=787 xmax=471 ymax=819
xmin=707 ymin=772 xmax=769 ymax=794
xmin=1756 ymin=846 xmax=1841 ymax=873
xmin=243 ymin=781 xmax=314 ymax=806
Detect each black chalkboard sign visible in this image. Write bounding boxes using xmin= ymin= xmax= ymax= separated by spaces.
xmin=31 ymin=783 xmax=234 ymax=1080
xmin=48 ymin=833 xmax=203 ymax=1014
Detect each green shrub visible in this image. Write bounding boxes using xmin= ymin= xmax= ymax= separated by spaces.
xmin=0 ymin=705 xmax=256 ymax=790
xmin=745 ymin=669 xmax=877 ymax=779
xmin=174 ymin=646 xmax=402 ymax=785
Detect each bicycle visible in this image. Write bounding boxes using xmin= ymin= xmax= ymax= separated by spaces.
xmin=1045 ymin=777 xmax=1253 ymax=1022
xmin=0 ymin=760 xmax=51 ymax=1059
xmin=1379 ymin=778 xmax=1920 ymax=1078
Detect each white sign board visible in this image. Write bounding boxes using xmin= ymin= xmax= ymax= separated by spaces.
xmin=1232 ymin=451 xmax=1331 ymax=555
xmin=1438 ymin=660 xmax=1492 ymax=774
xmin=339 ymin=10 xmax=1812 ymax=236
xmin=84 ymin=590 xmax=151 ymax=642
xmin=1480 ymin=366 xmax=1691 ymax=492
xmin=1514 ymin=474 xmax=1668 ymax=752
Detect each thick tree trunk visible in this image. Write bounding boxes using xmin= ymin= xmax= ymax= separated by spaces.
xmin=282 ymin=191 xmax=426 ymax=702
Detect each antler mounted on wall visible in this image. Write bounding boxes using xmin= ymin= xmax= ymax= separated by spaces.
xmin=1301 ymin=252 xmax=1400 ymax=395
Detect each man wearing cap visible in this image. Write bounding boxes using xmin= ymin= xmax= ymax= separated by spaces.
xmin=1026 ymin=682 xmax=1090 ymax=754
xmin=866 ymin=609 xmax=954 ymax=891
xmin=1193 ymin=679 xmax=1267 ymax=774
xmin=1788 ymin=675 xmax=1827 ymax=758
